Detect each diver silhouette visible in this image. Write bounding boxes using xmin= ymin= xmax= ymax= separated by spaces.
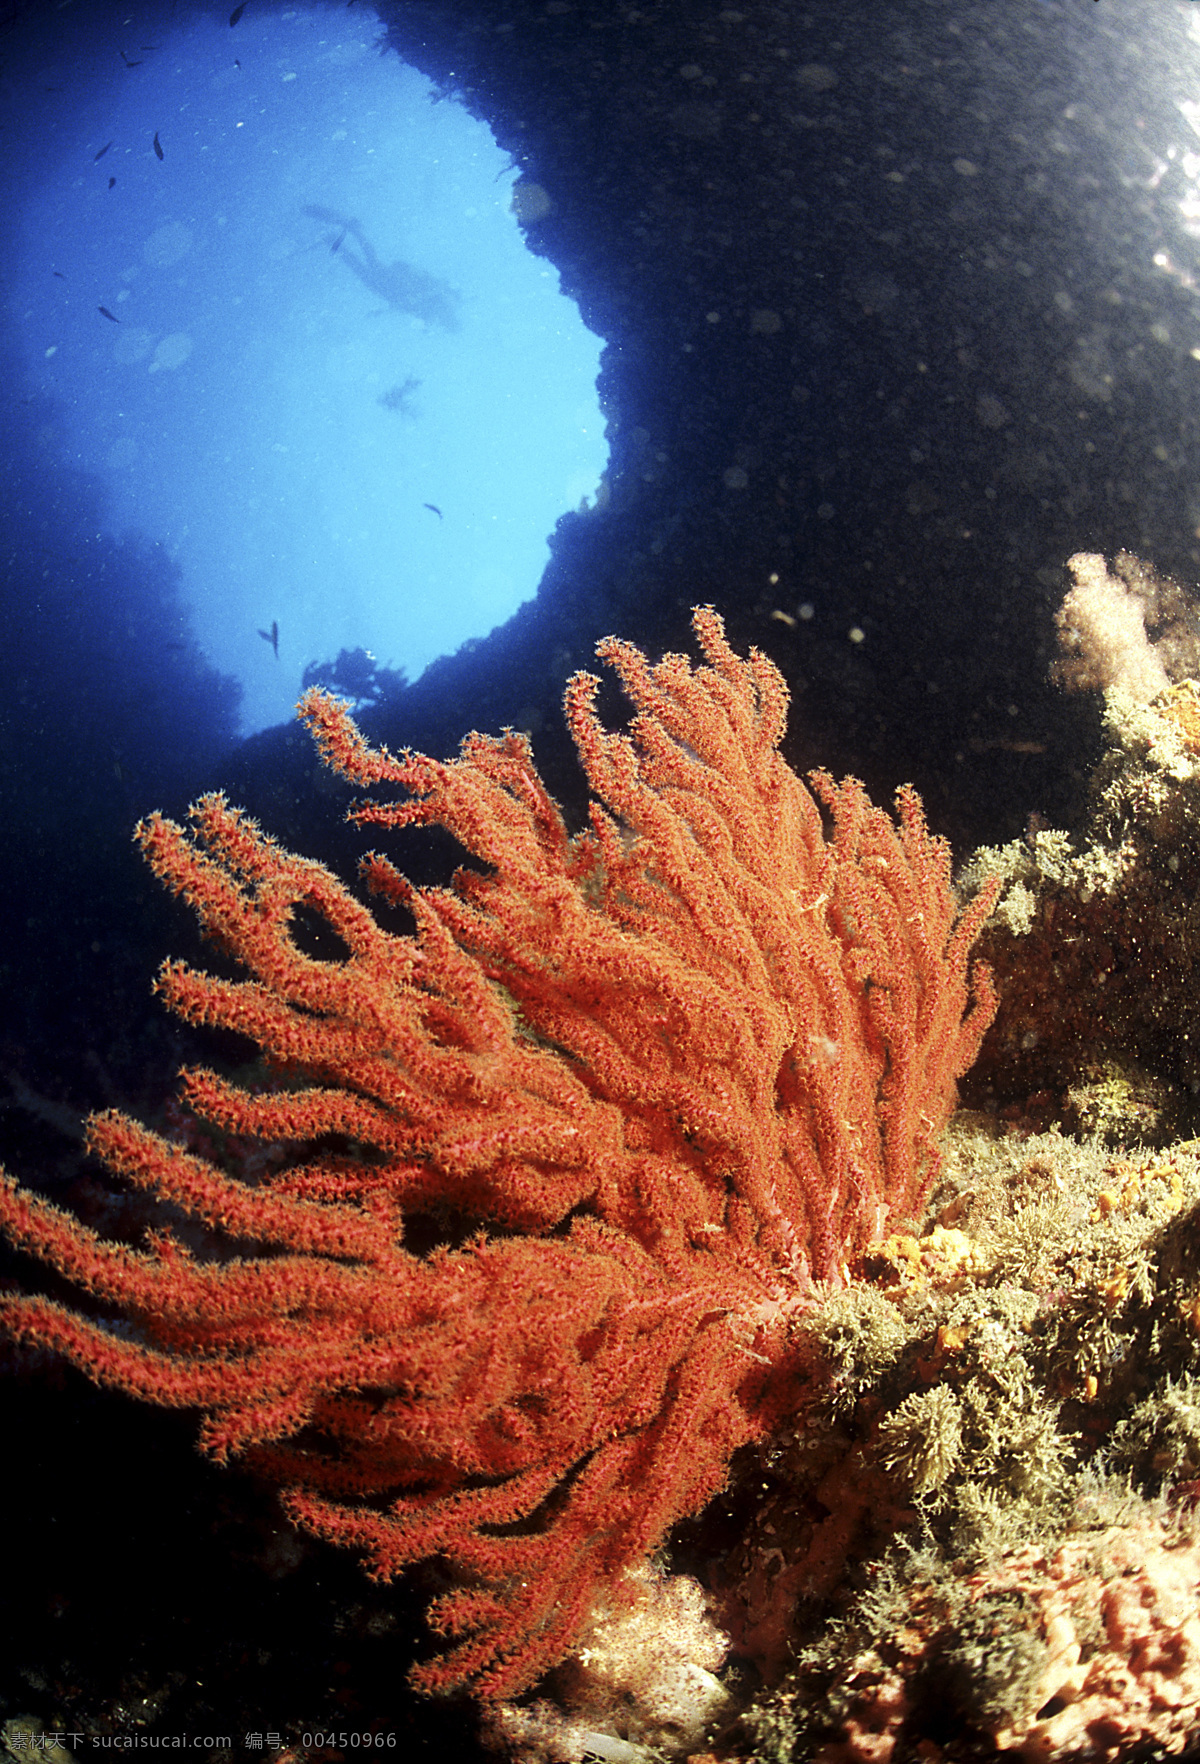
xmin=301 ymin=206 xmax=460 ymax=330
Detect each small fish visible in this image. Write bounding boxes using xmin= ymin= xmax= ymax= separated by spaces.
xmin=230 ymin=2 xmax=246 ymax=24
xmin=331 ymin=229 xmax=346 ymax=253
xmin=234 ymin=57 xmax=241 ymax=68
xmin=423 ymin=502 xmax=443 ymax=520
xmin=94 ymin=141 xmax=113 ymax=161
xmin=98 ymin=306 xmax=120 ymax=322
xmin=53 ymin=270 xmax=65 ymax=279
xmin=153 ymin=131 xmax=163 ymax=160
xmin=258 ymin=620 xmax=279 ymax=659
xmin=119 ymin=50 xmax=142 ymax=67
xmin=108 ymin=177 xmax=116 ymax=189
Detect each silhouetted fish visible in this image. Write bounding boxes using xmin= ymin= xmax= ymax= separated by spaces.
xmin=230 ymin=3 xmax=246 ymax=24
xmin=153 ymin=132 xmax=163 ymax=160
xmin=378 ymin=376 xmax=421 ymax=414
xmin=423 ymin=503 xmax=443 ymax=520
xmin=98 ymin=306 xmax=119 ymax=322
xmin=258 ymin=620 xmax=279 ymax=659
xmin=331 ymin=229 xmax=346 ymax=253
xmin=109 ymin=177 xmax=116 ymax=189
xmin=53 ymin=270 xmax=65 ymax=279
xmin=94 ymin=141 xmax=113 ymax=161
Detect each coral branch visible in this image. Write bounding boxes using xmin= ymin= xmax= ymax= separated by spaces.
xmin=0 ymin=607 xmax=996 ymax=1698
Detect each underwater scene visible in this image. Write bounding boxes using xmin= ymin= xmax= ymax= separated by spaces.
xmin=6 ymin=1 xmax=1200 ymax=1761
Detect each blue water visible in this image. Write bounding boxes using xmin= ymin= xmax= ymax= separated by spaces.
xmin=8 ymin=2 xmax=607 ymax=734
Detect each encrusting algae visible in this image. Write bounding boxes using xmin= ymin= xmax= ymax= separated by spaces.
xmin=966 ymin=550 xmax=1200 ymax=1146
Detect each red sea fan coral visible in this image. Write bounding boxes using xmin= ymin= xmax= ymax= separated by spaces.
xmin=0 ymin=608 xmax=997 ymax=1698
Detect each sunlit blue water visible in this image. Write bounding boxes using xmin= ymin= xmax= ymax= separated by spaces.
xmin=9 ymin=3 xmax=607 ymax=733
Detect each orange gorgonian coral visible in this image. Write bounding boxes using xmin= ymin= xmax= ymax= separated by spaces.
xmin=0 ymin=608 xmax=997 ymax=1697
